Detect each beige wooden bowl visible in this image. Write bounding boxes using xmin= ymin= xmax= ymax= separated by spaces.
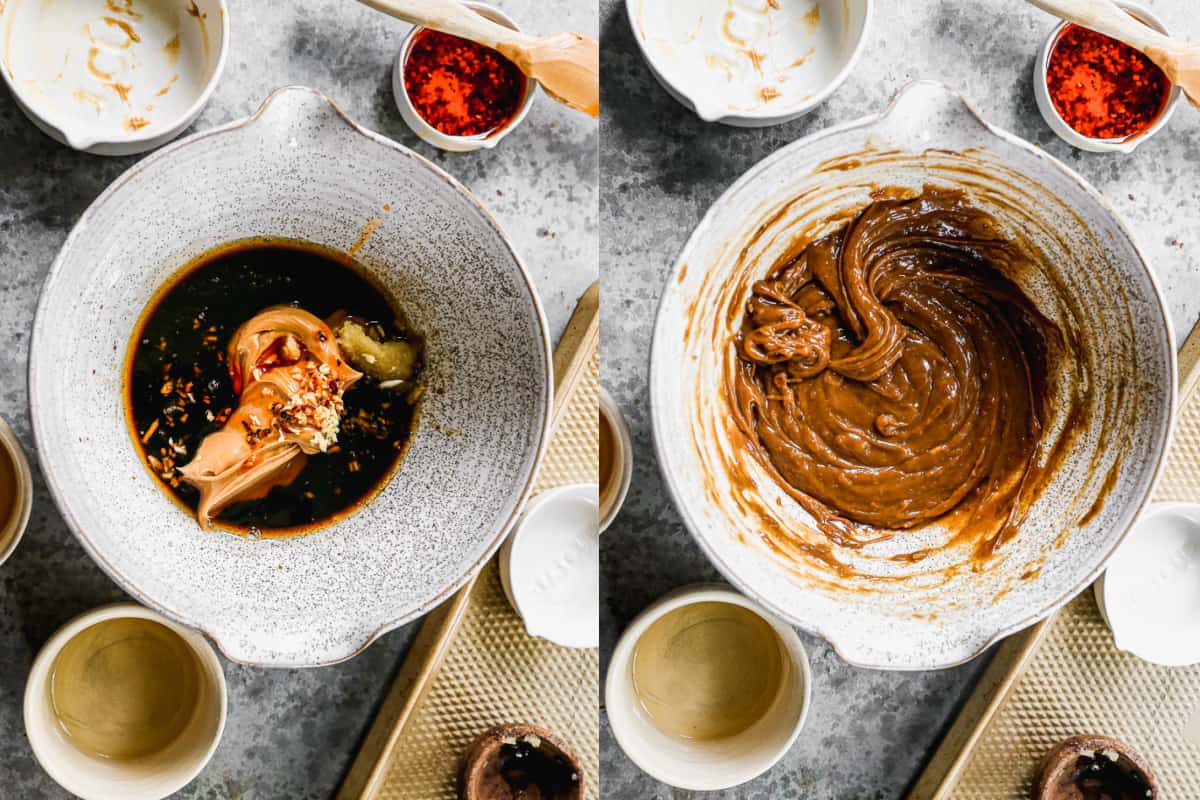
xmin=605 ymin=585 xmax=811 ymax=790
xmin=0 ymin=416 xmax=33 ymax=566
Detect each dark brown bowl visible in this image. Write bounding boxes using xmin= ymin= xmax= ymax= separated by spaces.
xmin=459 ymin=723 xmax=584 ymax=800
xmin=1033 ymin=734 xmax=1157 ymax=800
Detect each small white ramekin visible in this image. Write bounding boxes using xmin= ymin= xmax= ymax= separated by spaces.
xmin=1033 ymin=0 xmax=1180 ymax=154
xmin=24 ymin=603 xmax=227 ymax=800
xmin=499 ymin=483 xmax=600 ymax=649
xmin=1095 ymin=502 xmax=1200 ymax=666
xmin=605 ymin=585 xmax=812 ymax=791
xmin=598 ymin=386 xmax=632 ymax=533
xmin=0 ymin=0 xmax=229 ymax=156
xmin=0 ymin=416 xmax=33 ymax=567
xmin=392 ymin=1 xmax=536 ymax=152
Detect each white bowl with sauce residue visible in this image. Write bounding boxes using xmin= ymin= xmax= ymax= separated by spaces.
xmin=0 ymin=0 xmax=228 ymax=156
xmin=24 ymin=603 xmax=227 ymax=800
xmin=625 ymin=0 xmax=872 ymax=127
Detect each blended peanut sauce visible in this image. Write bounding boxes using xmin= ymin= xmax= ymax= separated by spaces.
xmin=731 ymin=187 xmax=1064 ymax=563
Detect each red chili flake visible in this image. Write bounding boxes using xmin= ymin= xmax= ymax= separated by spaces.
xmin=403 ymin=28 xmax=525 ymax=138
xmin=1046 ymin=23 xmax=1170 ymax=140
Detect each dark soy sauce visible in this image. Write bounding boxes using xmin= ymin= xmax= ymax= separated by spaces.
xmin=1069 ymin=753 xmax=1154 ymax=800
xmin=125 ymin=239 xmax=422 ymax=536
xmin=490 ymin=740 xmax=580 ymax=798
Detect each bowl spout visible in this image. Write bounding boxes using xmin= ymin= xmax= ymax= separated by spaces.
xmin=873 ymin=80 xmax=995 ymax=149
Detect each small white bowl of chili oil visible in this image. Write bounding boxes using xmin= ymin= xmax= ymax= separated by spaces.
xmin=392 ymin=1 xmax=535 ymax=152
xmin=1033 ymin=0 xmax=1181 ymax=154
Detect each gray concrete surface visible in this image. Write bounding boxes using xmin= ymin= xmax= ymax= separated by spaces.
xmin=598 ymin=0 xmax=1200 ymax=798
xmin=0 ymin=1 xmax=597 ymax=797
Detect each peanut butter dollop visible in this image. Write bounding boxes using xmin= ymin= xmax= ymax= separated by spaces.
xmin=179 ymin=307 xmax=361 ymax=527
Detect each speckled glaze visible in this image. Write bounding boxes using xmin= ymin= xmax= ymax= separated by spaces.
xmin=650 ymin=82 xmax=1175 ymax=669
xmin=29 ymin=86 xmax=552 ymax=667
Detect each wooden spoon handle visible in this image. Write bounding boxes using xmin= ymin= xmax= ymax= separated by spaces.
xmin=357 ymin=0 xmax=530 ymax=49
xmin=1026 ymin=0 xmax=1172 ymax=50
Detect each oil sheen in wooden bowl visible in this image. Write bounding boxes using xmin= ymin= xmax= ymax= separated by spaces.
xmin=125 ymin=239 xmax=423 ymax=536
xmin=50 ymin=618 xmax=201 ymax=760
xmin=599 ymin=406 xmax=616 ymax=507
xmin=0 ymin=442 xmax=15 ymax=531
xmin=631 ymin=601 xmax=785 ymax=740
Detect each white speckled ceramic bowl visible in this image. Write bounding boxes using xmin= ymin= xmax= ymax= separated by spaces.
xmin=0 ymin=0 xmax=228 ymax=156
xmin=650 ymin=81 xmax=1174 ymax=669
xmin=30 ymin=86 xmax=552 ymax=667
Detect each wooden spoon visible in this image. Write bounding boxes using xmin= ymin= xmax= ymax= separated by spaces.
xmin=1028 ymin=0 xmax=1200 ymax=109
xmin=358 ymin=0 xmax=599 ymax=117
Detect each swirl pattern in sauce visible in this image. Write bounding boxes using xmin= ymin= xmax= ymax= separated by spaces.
xmin=731 ymin=187 xmax=1062 ymax=559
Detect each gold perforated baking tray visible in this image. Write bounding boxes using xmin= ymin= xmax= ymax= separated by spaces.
xmin=339 ymin=283 xmax=600 ymax=800
xmin=910 ymin=317 xmax=1200 ymax=799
